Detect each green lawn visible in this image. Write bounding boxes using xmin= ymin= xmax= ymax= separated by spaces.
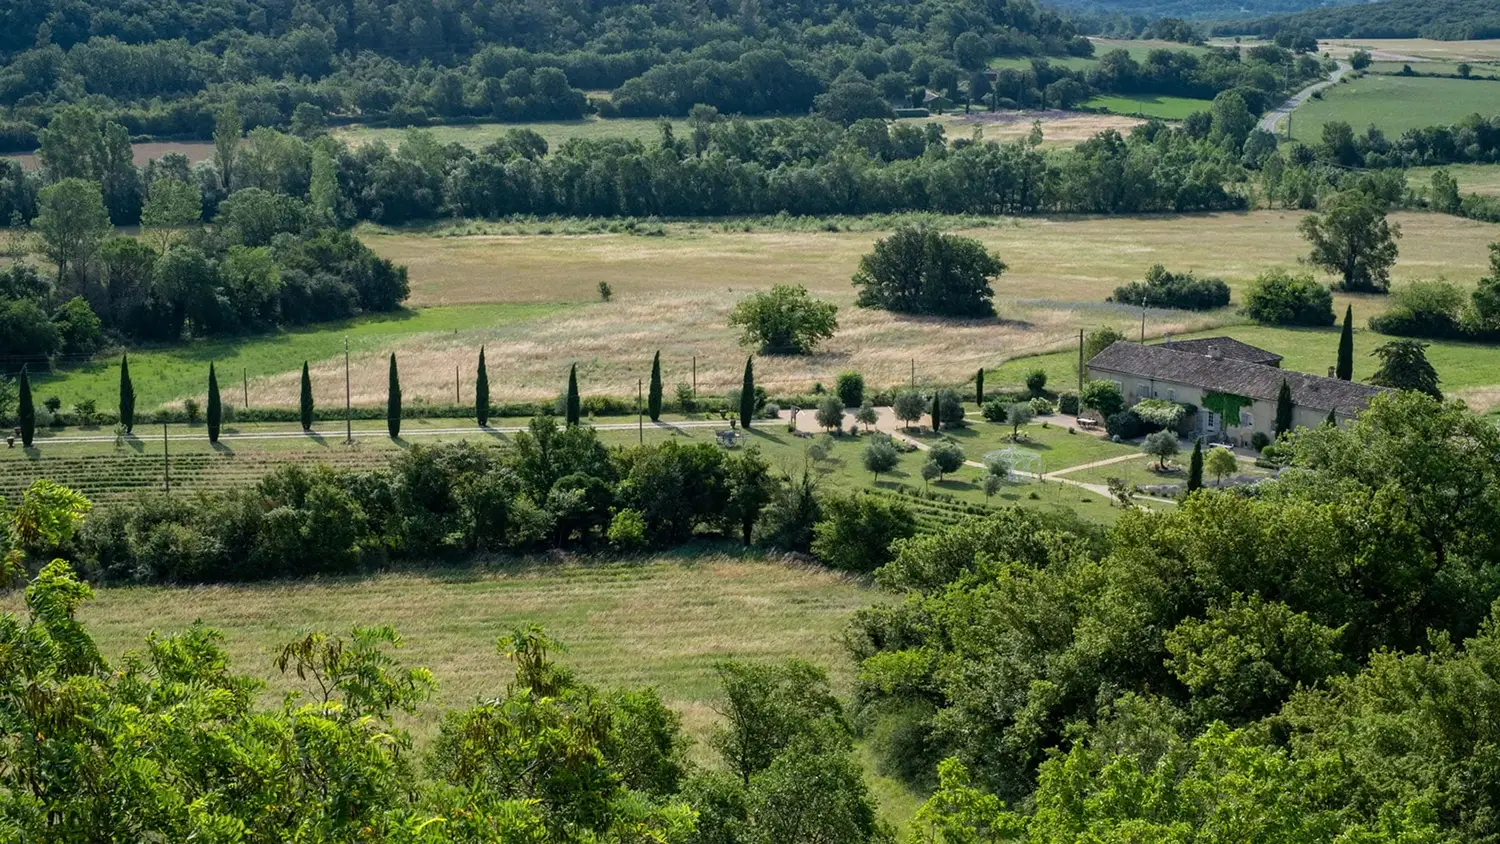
xmin=1082 ymin=93 xmax=1213 ymax=120
xmin=1368 ymin=61 xmax=1500 ymax=79
xmin=29 ymin=303 xmax=567 ymax=410
xmin=1291 ymin=76 xmax=1500 ymax=142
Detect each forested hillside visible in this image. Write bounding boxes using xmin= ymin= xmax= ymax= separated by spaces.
xmin=1222 ymin=0 xmax=1500 ymax=40
xmin=1049 ymin=0 xmax=1355 ymax=23
xmin=0 ymin=0 xmax=1092 ymax=150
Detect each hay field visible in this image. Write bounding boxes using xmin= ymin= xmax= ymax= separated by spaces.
xmin=1321 ymin=38 xmax=1500 ymax=64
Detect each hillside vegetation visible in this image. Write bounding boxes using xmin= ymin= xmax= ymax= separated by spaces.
xmin=1225 ymin=0 xmax=1500 ymax=40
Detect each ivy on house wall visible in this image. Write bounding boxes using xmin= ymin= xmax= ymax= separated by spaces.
xmin=1202 ymin=391 xmax=1254 ymax=426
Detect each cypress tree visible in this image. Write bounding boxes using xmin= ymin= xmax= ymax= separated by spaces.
xmin=119 ymin=353 xmax=135 ymax=433
xmin=566 ymin=363 xmax=581 ymax=427
xmin=207 ymin=363 xmax=222 ymax=443
xmin=387 ymin=354 xmax=402 ymax=439
xmin=1336 ymin=305 xmax=1354 ymax=380
xmin=1326 ymin=407 xmax=1338 ymax=426
xmin=1186 ymin=438 xmax=1203 ymax=493
xmin=17 ymin=365 xmax=33 ymax=447
xmin=1274 ymin=378 xmax=1294 ymax=437
xmin=648 ymin=350 xmax=663 ymax=422
xmin=207 ymin=361 xmax=220 ymax=443
xmin=476 ymin=346 xmax=490 ymax=427
xmin=739 ymin=357 xmax=754 ymax=430
xmin=975 ymin=368 xmax=984 ymax=406
xmin=299 ymin=361 xmax=314 ymax=432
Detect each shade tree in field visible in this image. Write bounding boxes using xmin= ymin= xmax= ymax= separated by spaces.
xmin=929 ymin=441 xmax=965 ymax=480
xmin=1005 ymin=402 xmax=1034 ymax=440
xmin=34 ymin=178 xmax=112 ymax=291
xmin=1300 ymin=191 xmax=1402 ymax=293
xmin=728 ymin=285 xmax=839 ymax=355
xmin=852 ymin=226 xmax=1005 ymax=318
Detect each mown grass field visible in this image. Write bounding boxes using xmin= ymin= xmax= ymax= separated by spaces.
xmin=1290 ymin=75 xmax=1500 ymax=142
xmin=1321 ymin=38 xmax=1500 ymax=64
xmin=30 ymin=211 xmax=1500 ymax=410
xmin=1081 ymin=93 xmax=1214 ymax=120
xmin=333 ymin=116 xmax=715 ymax=151
xmin=1409 ymin=163 xmax=1500 ymax=197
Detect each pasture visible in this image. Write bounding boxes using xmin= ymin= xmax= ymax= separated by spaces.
xmin=5 ymin=139 xmax=216 ymax=171
xmin=1289 ymin=75 xmax=1500 ymax=141
xmin=1081 ymin=93 xmax=1214 ymax=120
xmin=1408 ymin=163 xmax=1500 ymax=196
xmin=1321 ymin=38 xmax=1500 ymax=64
xmin=28 ymin=211 xmax=1500 ymax=410
xmin=332 ymin=116 xmax=712 ymax=151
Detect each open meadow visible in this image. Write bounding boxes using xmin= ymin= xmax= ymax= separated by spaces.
xmin=27 ymin=210 xmax=1500 ymax=411
xmin=1081 ymin=93 xmax=1214 ymax=120
xmin=1289 ymin=75 xmax=1500 ymax=141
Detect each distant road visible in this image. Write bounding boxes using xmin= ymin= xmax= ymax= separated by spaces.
xmin=1258 ymin=61 xmax=1353 ymax=136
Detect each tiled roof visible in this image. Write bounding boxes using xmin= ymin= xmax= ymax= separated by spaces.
xmin=1087 ymin=341 xmax=1386 ymax=413
xmin=1160 ymin=336 xmax=1284 ymax=366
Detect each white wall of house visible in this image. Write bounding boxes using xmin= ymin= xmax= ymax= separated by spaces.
xmin=1087 ymin=367 xmax=1344 ymax=445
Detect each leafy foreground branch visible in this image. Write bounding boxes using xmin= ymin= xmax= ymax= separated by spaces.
xmin=0 ymin=558 xmax=889 ymax=842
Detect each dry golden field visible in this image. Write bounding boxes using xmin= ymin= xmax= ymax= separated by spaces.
xmin=278 ymin=211 xmax=1496 ymax=403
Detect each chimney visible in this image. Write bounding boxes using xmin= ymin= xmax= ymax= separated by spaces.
xmin=1207 ymin=346 xmax=1221 ymax=359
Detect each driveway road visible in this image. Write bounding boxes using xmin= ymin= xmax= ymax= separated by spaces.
xmin=1258 ymin=61 xmax=1352 ymax=135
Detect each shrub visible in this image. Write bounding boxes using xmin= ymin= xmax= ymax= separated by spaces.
xmin=1029 ymin=397 xmax=1054 ymax=416
xmin=815 ymin=396 xmax=845 ymax=431
xmin=893 ymin=390 xmax=926 ymax=429
xmin=1112 ymin=265 xmax=1232 ymax=311
xmin=1025 ymin=369 xmax=1048 ymax=396
xmin=1368 ymin=279 xmax=1465 ymax=339
xmin=1058 ymin=393 xmax=1080 ymax=415
xmin=1250 ymin=431 xmax=1272 ymax=452
xmin=183 ymin=398 xmax=201 ymax=423
xmin=982 ymin=399 xmax=1007 ymax=422
xmin=1243 ymin=268 xmax=1335 ymax=327
xmin=836 ymin=371 xmax=865 ymax=407
xmin=852 ymin=226 xmax=1005 ymax=317
xmin=811 ymin=492 xmax=917 ymax=573
xmin=928 ymin=441 xmax=965 ymax=477
xmin=607 ymin=509 xmax=648 ymax=551
xmin=1106 ymin=409 xmax=1148 ymax=440
xmin=1132 ymin=398 xmax=1185 ymax=428
xmin=1083 ymin=327 xmax=1128 ymax=363
xmin=1080 ymin=380 xmax=1125 ymax=418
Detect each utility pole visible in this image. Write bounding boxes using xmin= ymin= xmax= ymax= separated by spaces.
xmin=691 ymin=355 xmax=697 ymax=399
xmin=344 ymin=336 xmax=352 ymax=445
xmin=242 ymin=369 xmax=248 ymax=409
xmin=162 ymin=422 xmax=170 ymax=493
xmin=637 ymin=378 xmax=643 ymax=444
xmin=1141 ymin=306 xmax=1146 ymax=344
xmin=455 ymin=365 xmax=460 ymax=404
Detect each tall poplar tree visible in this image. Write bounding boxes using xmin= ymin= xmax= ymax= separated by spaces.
xmin=17 ymin=365 xmax=33 ymax=447
xmin=930 ymin=392 xmax=941 ymax=432
xmin=387 ymin=354 xmax=402 ymax=439
xmin=648 ymin=351 xmax=663 ymax=422
xmin=1274 ymin=379 xmax=1294 ymax=437
xmin=975 ymin=368 xmax=985 ymax=406
xmin=1336 ymin=304 xmax=1354 ymax=380
xmin=476 ymin=346 xmax=490 ymax=427
xmin=119 ymin=353 xmax=135 ymax=433
xmin=566 ymin=364 xmax=581 ymax=427
xmin=207 ymin=363 xmax=222 ymax=443
xmin=739 ymin=357 xmax=754 ymax=430
xmin=299 ymin=362 xmax=314 ymax=432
